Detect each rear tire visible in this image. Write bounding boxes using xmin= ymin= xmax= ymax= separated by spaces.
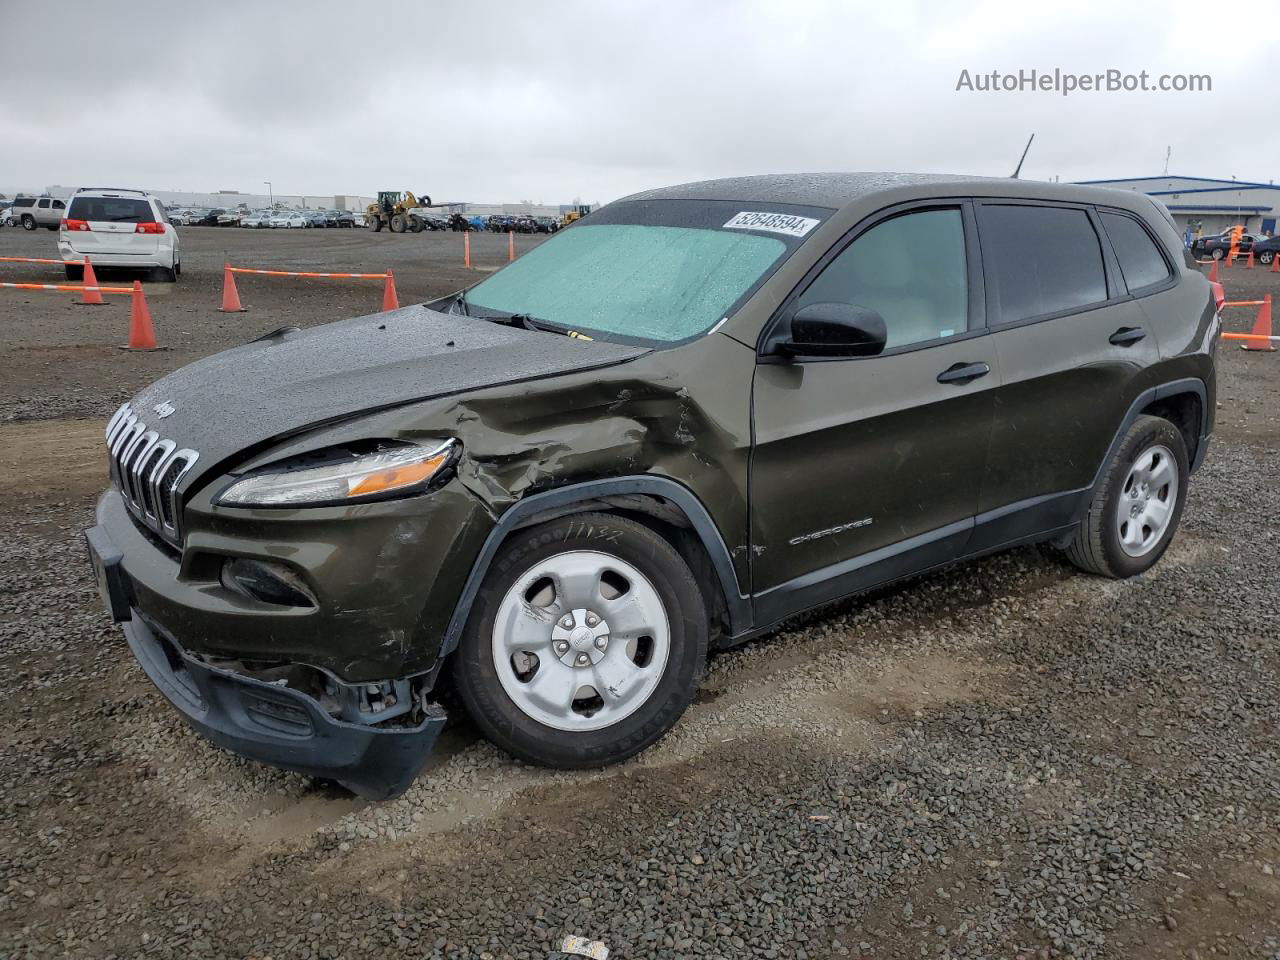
xmin=1062 ymin=415 xmax=1188 ymax=578
xmin=409 ymin=216 xmax=424 ymax=233
xmin=454 ymin=512 xmax=708 ymax=769
xmin=1261 ymin=251 xmax=1275 ymax=265
xmin=370 ymin=217 xmax=383 ymax=232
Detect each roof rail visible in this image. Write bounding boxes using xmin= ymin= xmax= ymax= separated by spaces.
xmin=74 ymin=187 xmax=149 ymax=195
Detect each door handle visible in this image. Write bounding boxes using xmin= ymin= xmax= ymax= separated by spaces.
xmin=1109 ymin=326 xmax=1146 ymax=347
xmin=936 ymin=361 xmax=990 ymax=385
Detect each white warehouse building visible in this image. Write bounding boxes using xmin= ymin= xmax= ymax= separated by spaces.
xmin=1076 ymin=175 xmax=1279 ymax=238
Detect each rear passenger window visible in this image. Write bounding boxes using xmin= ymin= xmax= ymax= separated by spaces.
xmin=795 ymin=208 xmax=968 ymax=350
xmin=979 ymin=205 xmax=1107 ymax=324
xmin=1101 ymin=212 xmax=1172 ymax=293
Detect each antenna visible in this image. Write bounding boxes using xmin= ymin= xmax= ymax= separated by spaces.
xmin=1011 ymin=134 xmax=1035 ymax=179
xmin=1163 ymin=146 xmax=1171 ymax=176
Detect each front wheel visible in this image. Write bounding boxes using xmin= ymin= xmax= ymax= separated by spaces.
xmin=454 ymin=512 xmax=708 ymax=768
xmin=1062 ymin=415 xmax=1188 ymax=578
xmin=21 ymin=215 xmax=35 ymax=231
xmin=1211 ymin=248 xmax=1225 ymax=260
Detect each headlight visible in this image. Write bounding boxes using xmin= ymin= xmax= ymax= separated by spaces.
xmin=217 ymin=440 xmax=457 ymax=508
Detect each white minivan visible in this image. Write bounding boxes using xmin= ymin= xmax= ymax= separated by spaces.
xmin=58 ymin=188 xmax=180 ymax=282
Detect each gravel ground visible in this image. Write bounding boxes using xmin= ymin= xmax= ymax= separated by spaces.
xmin=1 ymin=230 xmax=1278 ymax=959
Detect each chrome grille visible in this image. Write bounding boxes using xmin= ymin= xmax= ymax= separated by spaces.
xmin=105 ymin=403 xmax=199 ymax=546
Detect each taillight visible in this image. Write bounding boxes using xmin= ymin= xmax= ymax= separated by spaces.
xmin=135 ymin=222 xmax=165 ymax=234
xmin=62 ymin=218 xmax=91 ymax=232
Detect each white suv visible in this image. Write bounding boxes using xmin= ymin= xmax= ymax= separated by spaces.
xmin=58 ymin=188 xmax=180 ymax=282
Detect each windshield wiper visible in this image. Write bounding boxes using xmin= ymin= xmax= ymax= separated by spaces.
xmin=451 ymin=288 xmax=471 ymax=316
xmin=507 ymin=313 xmax=571 ymax=335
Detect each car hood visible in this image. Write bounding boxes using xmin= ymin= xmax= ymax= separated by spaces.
xmin=129 ymin=306 xmax=648 ymax=486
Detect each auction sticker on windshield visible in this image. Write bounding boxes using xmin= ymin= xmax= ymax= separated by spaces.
xmin=722 ymin=211 xmax=820 ymax=237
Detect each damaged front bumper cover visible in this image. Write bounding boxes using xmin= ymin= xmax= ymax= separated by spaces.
xmin=124 ymin=613 xmax=446 ymax=800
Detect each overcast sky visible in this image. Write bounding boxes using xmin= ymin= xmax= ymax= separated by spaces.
xmin=5 ymin=0 xmax=1275 ymax=204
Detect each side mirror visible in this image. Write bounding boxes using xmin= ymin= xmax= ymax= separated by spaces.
xmin=778 ymin=302 xmax=887 ymax=358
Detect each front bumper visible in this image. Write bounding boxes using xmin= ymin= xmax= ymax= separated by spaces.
xmin=123 ymin=609 xmax=445 ymax=799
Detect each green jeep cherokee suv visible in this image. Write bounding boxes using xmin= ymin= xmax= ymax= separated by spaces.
xmin=85 ymin=174 xmax=1218 ymax=798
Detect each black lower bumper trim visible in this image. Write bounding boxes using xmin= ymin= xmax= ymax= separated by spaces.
xmin=124 ymin=614 xmax=445 ymax=800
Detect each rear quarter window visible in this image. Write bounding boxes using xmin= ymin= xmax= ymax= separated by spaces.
xmin=68 ymin=197 xmax=155 ymax=223
xmin=1100 ymin=212 xmax=1173 ymax=294
xmin=978 ymin=204 xmax=1108 ymax=324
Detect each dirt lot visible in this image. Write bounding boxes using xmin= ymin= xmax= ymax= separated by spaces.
xmin=1 ymin=226 xmax=1278 ymax=959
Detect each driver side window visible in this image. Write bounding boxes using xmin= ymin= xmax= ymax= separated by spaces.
xmin=796 ymin=208 xmax=968 ymax=350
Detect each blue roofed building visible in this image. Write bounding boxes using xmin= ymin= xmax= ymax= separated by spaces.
xmin=1075 ymin=175 xmax=1278 ymax=238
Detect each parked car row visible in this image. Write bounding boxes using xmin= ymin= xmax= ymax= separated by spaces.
xmin=1188 ymin=229 xmax=1276 ymax=261
xmin=166 ymin=207 xmax=362 ymax=228
xmin=484 ymin=214 xmax=559 ymax=234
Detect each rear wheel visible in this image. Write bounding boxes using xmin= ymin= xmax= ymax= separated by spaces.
xmin=1260 ymin=250 xmax=1275 ymax=265
xmin=370 ymin=217 xmax=383 ymax=232
xmin=1063 ymin=415 xmax=1188 ymax=578
xmin=454 ymin=512 xmax=708 ymax=768
xmin=409 ymin=216 xmax=424 ymax=233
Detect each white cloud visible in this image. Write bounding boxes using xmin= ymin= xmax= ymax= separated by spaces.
xmin=3 ymin=0 xmax=1273 ymax=203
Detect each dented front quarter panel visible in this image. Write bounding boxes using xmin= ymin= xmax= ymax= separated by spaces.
xmin=185 ymin=332 xmax=756 ymax=682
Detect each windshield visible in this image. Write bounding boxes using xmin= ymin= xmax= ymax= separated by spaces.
xmin=464 ymin=198 xmax=830 ymax=344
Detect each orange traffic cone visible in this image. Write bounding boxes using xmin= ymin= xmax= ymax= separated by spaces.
xmin=124 ymin=281 xmax=158 ymax=350
xmin=382 ymin=270 xmax=400 ymax=311
xmin=77 ymin=257 xmax=105 ymax=306
xmin=1246 ymin=250 xmax=1255 ymax=269
xmin=1241 ymin=294 xmax=1275 ymax=352
xmin=508 ymin=230 xmax=515 ymax=262
xmin=218 ymin=263 xmax=247 ymax=312
xmin=1272 ymin=253 xmax=1279 ymax=274
xmin=464 ymin=230 xmax=471 ymax=269
xmin=1207 ymin=260 xmax=1219 ymax=284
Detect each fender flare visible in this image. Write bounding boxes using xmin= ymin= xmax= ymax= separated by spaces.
xmin=1086 ymin=376 xmax=1209 ymax=498
xmin=438 ymin=476 xmax=750 ymax=656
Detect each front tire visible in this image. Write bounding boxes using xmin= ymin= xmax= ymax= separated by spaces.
xmin=1211 ymin=248 xmax=1225 ymax=260
xmin=1063 ymin=415 xmax=1188 ymax=578
xmin=454 ymin=512 xmax=708 ymax=768
xmin=21 ymin=215 xmax=35 ymax=231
